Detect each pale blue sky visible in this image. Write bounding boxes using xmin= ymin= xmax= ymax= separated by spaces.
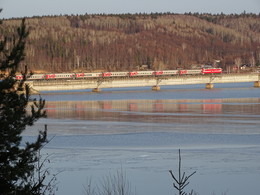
xmin=1 ymin=0 xmax=260 ymax=19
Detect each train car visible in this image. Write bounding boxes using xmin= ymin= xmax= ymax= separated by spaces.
xmin=45 ymin=74 xmax=56 ymax=79
xmin=45 ymin=73 xmax=75 ymax=80
xmin=179 ymin=70 xmax=188 ymax=75
xmin=179 ymin=69 xmax=202 ymax=75
xmin=94 ymin=73 xmax=103 ymax=77
xmin=56 ymin=73 xmax=75 ymax=79
xmin=153 ymin=71 xmax=164 ymax=76
xmin=102 ymin=72 xmax=112 ymax=77
xmin=75 ymin=73 xmax=85 ymax=78
xmin=102 ymin=72 xmax=128 ymax=77
xmin=129 ymin=71 xmax=154 ymax=77
xmin=161 ymin=70 xmax=179 ymax=76
xmin=129 ymin=71 xmax=138 ymax=76
xmin=27 ymin=74 xmax=45 ymax=80
xmin=14 ymin=68 xmax=223 ymax=81
xmin=15 ymin=74 xmax=45 ymax=80
xmin=202 ymin=68 xmax=222 ymax=74
xmin=186 ymin=69 xmax=202 ymax=75
xmin=83 ymin=72 xmax=102 ymax=78
xmin=110 ymin=72 xmax=129 ymax=77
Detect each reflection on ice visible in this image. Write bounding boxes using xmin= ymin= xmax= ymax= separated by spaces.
xmin=23 ymin=96 xmax=260 ymax=195
xmin=38 ymin=143 xmax=260 ymax=195
xmin=26 ymin=98 xmax=260 ymax=136
xmin=44 ymin=98 xmax=260 ymax=118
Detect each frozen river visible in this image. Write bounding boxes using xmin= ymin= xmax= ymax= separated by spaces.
xmin=24 ymin=83 xmax=260 ymax=195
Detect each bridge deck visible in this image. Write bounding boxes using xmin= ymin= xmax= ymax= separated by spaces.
xmin=27 ymin=73 xmax=259 ymax=92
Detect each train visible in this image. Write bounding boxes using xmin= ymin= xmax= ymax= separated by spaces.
xmin=15 ymin=68 xmax=222 ymax=80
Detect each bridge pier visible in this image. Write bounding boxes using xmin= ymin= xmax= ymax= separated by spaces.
xmin=92 ymin=88 xmax=101 ymax=92
xmin=152 ymin=85 xmax=160 ymax=91
xmin=254 ymin=81 xmax=260 ymax=88
xmin=205 ymin=83 xmax=214 ymax=89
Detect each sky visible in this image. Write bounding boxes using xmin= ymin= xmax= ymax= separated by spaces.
xmin=0 ymin=0 xmax=260 ymax=19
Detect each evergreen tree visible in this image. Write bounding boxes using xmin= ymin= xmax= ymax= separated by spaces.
xmin=0 ymin=16 xmax=52 ymax=194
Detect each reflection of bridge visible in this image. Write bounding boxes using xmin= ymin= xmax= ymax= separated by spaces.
xmin=45 ymin=99 xmax=224 ymax=120
xmin=45 ymin=98 xmax=260 ymax=120
xmin=27 ymin=73 xmax=260 ymax=93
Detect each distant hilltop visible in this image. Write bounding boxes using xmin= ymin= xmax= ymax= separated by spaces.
xmin=1 ymin=12 xmax=260 ymax=73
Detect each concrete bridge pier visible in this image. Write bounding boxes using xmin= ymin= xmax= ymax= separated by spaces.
xmin=92 ymin=88 xmax=101 ymax=92
xmin=254 ymin=81 xmax=260 ymax=88
xmin=205 ymin=83 xmax=214 ymax=89
xmin=152 ymin=85 xmax=160 ymax=91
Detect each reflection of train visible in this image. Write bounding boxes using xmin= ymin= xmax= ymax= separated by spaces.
xmin=16 ymin=68 xmax=222 ymax=80
xmin=44 ymin=99 xmax=223 ymax=120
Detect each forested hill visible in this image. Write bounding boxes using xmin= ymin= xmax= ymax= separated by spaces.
xmin=1 ymin=13 xmax=260 ymax=73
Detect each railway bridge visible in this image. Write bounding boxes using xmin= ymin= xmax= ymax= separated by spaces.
xmin=27 ymin=73 xmax=260 ymax=93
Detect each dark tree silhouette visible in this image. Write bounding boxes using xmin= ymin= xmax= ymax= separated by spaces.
xmin=0 ymin=16 xmax=54 ymax=194
xmin=169 ymin=149 xmax=196 ymax=195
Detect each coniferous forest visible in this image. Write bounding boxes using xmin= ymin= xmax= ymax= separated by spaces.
xmin=1 ymin=12 xmax=260 ymax=73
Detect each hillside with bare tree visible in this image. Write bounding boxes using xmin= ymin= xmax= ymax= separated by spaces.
xmin=1 ymin=13 xmax=260 ymax=73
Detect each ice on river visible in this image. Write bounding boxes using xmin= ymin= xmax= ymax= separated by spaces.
xmin=24 ymin=85 xmax=260 ymax=195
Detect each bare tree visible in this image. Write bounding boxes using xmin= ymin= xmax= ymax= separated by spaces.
xmin=234 ymin=57 xmax=242 ymax=73
xmin=83 ymin=168 xmax=135 ymax=195
xmin=249 ymin=55 xmax=256 ymax=70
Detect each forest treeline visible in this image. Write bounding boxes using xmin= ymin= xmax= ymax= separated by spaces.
xmin=1 ymin=12 xmax=260 ymax=73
